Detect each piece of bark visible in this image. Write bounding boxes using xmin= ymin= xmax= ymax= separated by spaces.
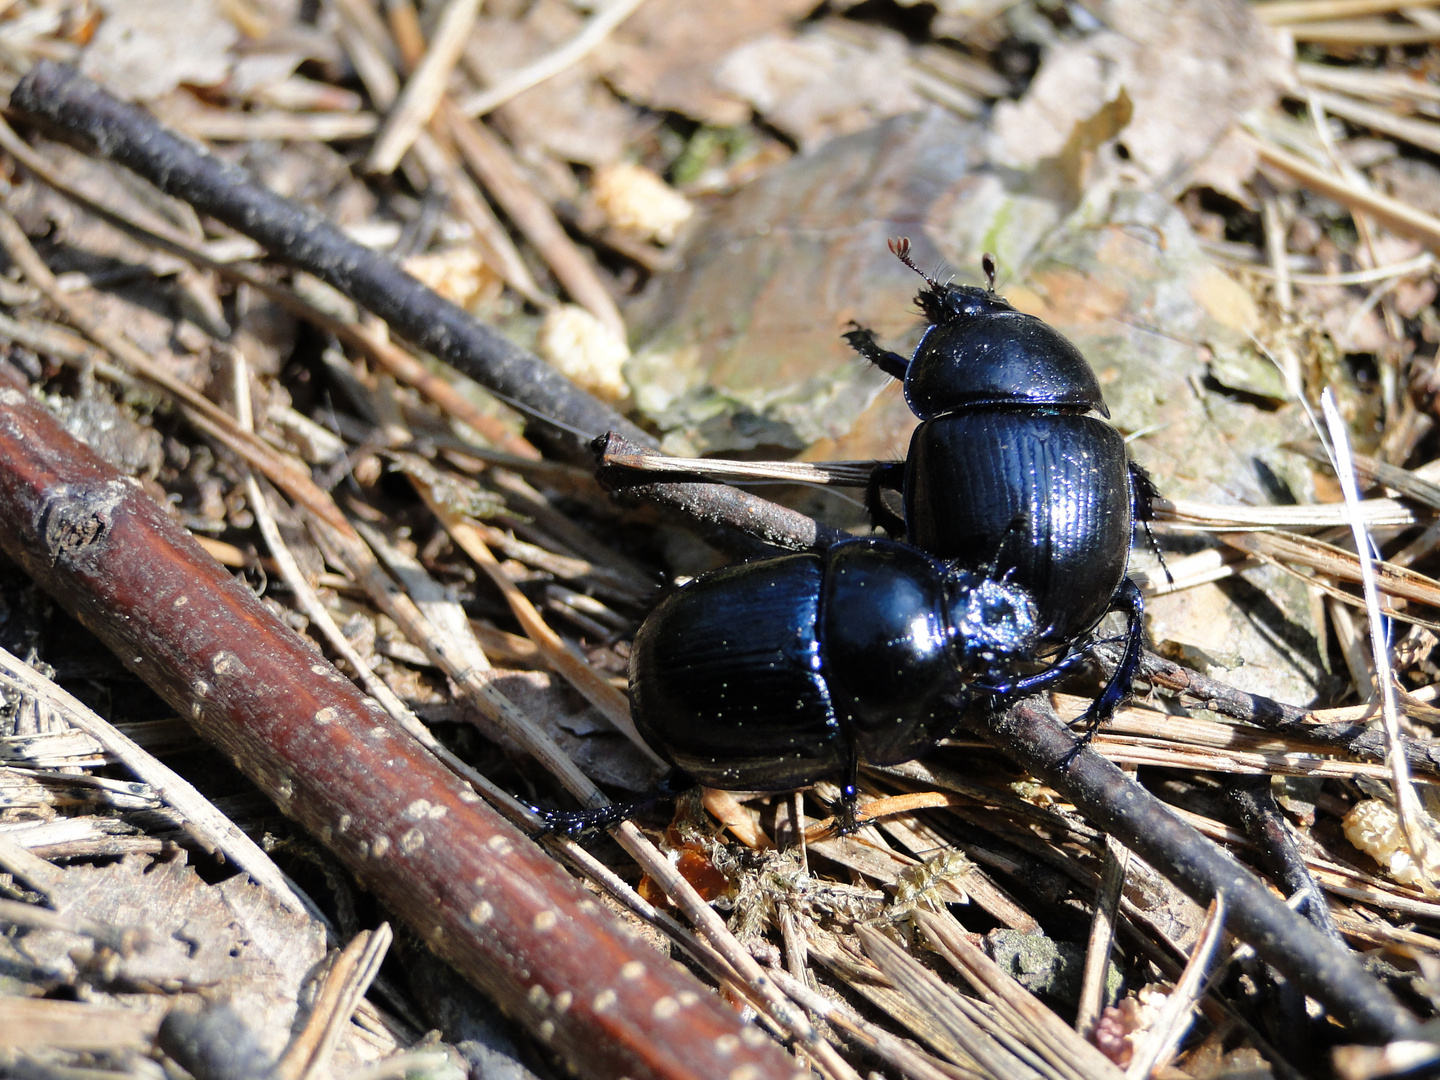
xmin=0 ymin=379 xmax=802 ymax=1080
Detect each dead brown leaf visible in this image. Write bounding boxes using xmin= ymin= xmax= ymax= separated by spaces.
xmin=601 ymin=0 xmax=821 ymax=126
xmin=992 ymin=0 xmax=1291 ymax=199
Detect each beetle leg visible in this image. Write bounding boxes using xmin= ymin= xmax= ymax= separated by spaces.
xmin=1067 ymin=577 xmax=1145 ymax=746
xmin=836 ymin=734 xmax=861 ymax=834
xmin=978 ymin=647 xmax=1093 ymax=697
xmin=529 ymin=769 xmax=690 ymax=838
xmin=865 ymin=462 xmax=908 ymax=537
xmin=842 ymin=322 xmax=909 ymax=381
xmin=1130 ymin=461 xmax=1173 ymax=585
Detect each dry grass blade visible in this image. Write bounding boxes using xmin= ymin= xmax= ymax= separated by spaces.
xmin=1323 ymin=390 xmax=1437 ymax=897
xmin=1123 ymin=897 xmax=1225 ymax=1079
xmin=1295 ymin=59 xmax=1440 ymax=105
xmin=1082 ymin=700 xmax=1403 ymax=781
xmin=0 ymin=115 xmax=543 ymax=459
xmin=1282 ymin=19 xmax=1440 ymax=43
xmin=458 ymin=0 xmax=651 ymax=118
xmin=0 ymin=207 xmax=348 ymax=532
xmin=1158 ymin=495 xmax=1421 ymax=530
xmin=276 ymin=924 xmax=393 ymax=1080
xmin=764 ymin=965 xmax=963 ymax=1080
xmin=1244 ymin=131 xmax=1440 ymax=252
xmin=1132 ymin=546 xmax=1255 ymax=595
xmin=366 ymin=0 xmax=483 ymax=174
xmin=1286 ymin=440 xmax=1440 ymax=510
xmin=601 ymin=450 xmax=878 ymax=488
xmin=1296 ymin=87 xmax=1440 ymax=156
xmin=0 ymin=998 xmax=160 ymax=1051
xmin=1333 ymin=1038 xmax=1440 ymax=1079
xmin=1076 ymin=836 xmax=1130 ymax=1039
xmin=1159 ymin=800 xmax=1440 ymax=922
xmin=442 ymin=103 xmax=625 ymax=337
xmin=0 ymin=828 xmax=65 ymax=896
xmin=1216 ymin=249 xmax=1438 ymax=286
xmin=0 ymin=642 xmax=312 ymax=915
xmin=247 ymin=473 xmax=416 ymax=723
xmin=1256 ymin=0 xmax=1440 ymax=21
xmin=857 ymin=923 xmax=1052 ymax=1080
xmin=330 ymin=0 xmax=549 ymax=306
xmin=230 ymin=352 xmax=419 ymax=733
xmin=175 ymin=111 xmax=380 ymax=142
xmin=1219 ymin=531 xmax=1440 ymax=623
xmin=408 ymin=470 xmax=645 ymax=742
xmin=906 ymin=911 xmax=1127 ymax=1080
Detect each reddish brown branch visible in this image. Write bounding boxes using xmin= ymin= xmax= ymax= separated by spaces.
xmin=0 ymin=381 xmax=801 ymax=1080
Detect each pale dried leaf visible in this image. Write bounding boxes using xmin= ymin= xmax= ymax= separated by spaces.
xmin=991 ymin=0 xmax=1290 ymax=198
xmin=81 ymin=0 xmax=239 ymax=102
xmin=602 ymin=0 xmax=820 ymax=126
xmin=713 ymin=28 xmax=925 ymax=150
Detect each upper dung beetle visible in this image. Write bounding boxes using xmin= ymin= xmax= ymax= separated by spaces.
xmin=843 ymin=238 xmax=1157 ymax=738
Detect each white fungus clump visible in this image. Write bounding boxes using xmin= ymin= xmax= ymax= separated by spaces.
xmin=592 ymin=162 xmax=694 ymax=246
xmin=402 ymin=246 xmax=501 ymax=309
xmin=1343 ymin=799 xmax=1440 ymax=888
xmin=537 ymin=304 xmax=631 ymax=406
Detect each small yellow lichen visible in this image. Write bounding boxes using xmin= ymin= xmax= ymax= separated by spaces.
xmin=402 ymin=246 xmax=502 ymax=309
xmin=1343 ymin=799 xmax=1440 ymax=888
xmin=592 ymin=162 xmax=694 ymax=245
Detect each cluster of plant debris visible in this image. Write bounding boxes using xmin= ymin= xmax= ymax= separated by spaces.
xmin=0 ymin=2 xmax=1439 ymax=1080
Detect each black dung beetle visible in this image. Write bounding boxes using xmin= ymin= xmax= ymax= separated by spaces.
xmin=543 ymin=533 xmax=1099 ymax=835
xmin=842 ymin=238 xmax=1156 ymax=738
xmin=629 ymin=536 xmax=1046 ymax=804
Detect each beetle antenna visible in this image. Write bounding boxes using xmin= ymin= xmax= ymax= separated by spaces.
xmin=482 ymin=385 xmax=600 ymax=443
xmin=888 ymin=236 xmax=942 ymax=291
xmin=971 ymin=513 xmax=1030 ymax=582
xmin=981 ymin=253 xmax=997 ymax=292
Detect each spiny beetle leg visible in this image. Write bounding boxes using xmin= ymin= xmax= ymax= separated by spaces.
xmin=865 ymin=462 xmax=908 ymax=537
xmin=843 ymin=322 xmax=909 ymax=380
xmin=1063 ymin=577 xmax=1146 ymax=755
xmin=530 ymin=770 xmax=690 ymax=839
xmin=1130 ymin=461 xmax=1173 ymax=585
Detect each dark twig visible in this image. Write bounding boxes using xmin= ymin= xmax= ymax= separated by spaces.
xmin=1229 ymin=776 xmax=1342 ymax=1070
xmin=5 ymin=62 xmax=826 ymax=556
xmin=1229 ymin=775 xmax=1336 ymax=1071
xmin=0 ymin=380 xmax=800 ymax=1080
xmin=593 ymin=433 xmax=850 ymax=554
xmin=974 ymin=697 xmax=1416 ymax=1041
xmin=8 ymin=62 xmax=626 ymax=459
xmin=1228 ymin=777 xmax=1345 ymax=945
xmin=1127 ymin=646 xmax=1440 ymax=778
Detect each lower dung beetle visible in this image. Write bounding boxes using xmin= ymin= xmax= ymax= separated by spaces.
xmin=544 ymin=535 xmax=1108 ymax=834
xmin=629 ymin=537 xmax=1043 ymax=804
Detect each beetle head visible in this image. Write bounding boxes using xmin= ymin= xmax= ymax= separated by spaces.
xmin=946 ymin=571 xmax=1040 ymax=680
xmin=889 ymin=236 xmax=1019 ymax=328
